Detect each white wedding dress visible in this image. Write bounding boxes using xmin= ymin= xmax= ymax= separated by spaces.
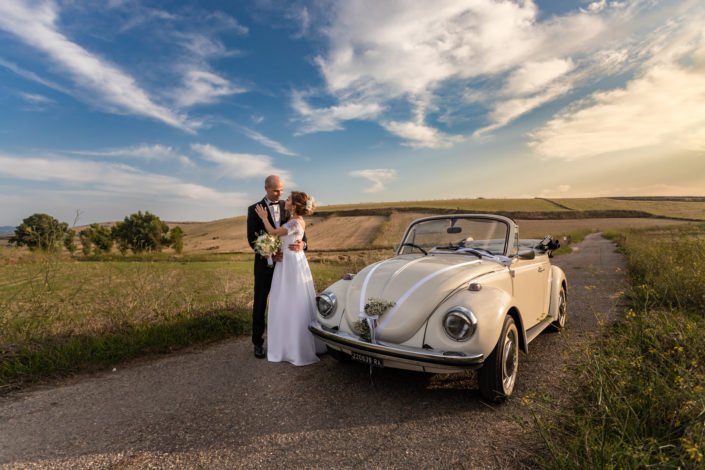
xmin=267 ymin=218 xmax=327 ymax=365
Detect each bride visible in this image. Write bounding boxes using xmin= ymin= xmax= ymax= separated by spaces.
xmin=254 ymin=191 xmax=327 ymax=365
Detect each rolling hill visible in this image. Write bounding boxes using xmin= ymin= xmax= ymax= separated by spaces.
xmin=177 ymin=197 xmax=704 ymax=253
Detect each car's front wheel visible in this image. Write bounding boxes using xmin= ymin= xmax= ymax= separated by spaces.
xmin=550 ymin=286 xmax=567 ymax=331
xmin=478 ymin=315 xmax=519 ymax=402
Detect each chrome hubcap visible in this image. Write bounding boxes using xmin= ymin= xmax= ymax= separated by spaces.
xmin=558 ymin=290 xmax=567 ymax=327
xmin=502 ymin=327 xmax=518 ymax=393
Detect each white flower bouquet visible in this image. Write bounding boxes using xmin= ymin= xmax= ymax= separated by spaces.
xmin=254 ymin=232 xmax=283 ymax=266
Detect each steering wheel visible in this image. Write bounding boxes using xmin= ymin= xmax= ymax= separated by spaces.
xmin=400 ymin=243 xmax=427 ymax=255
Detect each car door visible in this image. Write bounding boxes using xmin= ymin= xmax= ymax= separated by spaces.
xmin=510 ymin=255 xmax=551 ymax=328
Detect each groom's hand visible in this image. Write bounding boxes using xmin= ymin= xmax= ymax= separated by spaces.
xmin=288 ymin=240 xmax=305 ymax=252
xmin=273 ymin=249 xmax=283 ymax=262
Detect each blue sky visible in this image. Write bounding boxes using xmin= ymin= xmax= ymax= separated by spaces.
xmin=1 ymin=0 xmax=704 ymax=226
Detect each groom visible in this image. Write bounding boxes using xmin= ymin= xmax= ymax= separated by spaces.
xmin=247 ymin=175 xmax=306 ymax=358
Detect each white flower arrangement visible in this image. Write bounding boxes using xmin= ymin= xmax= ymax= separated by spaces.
xmin=254 ymin=231 xmax=283 ymax=266
xmin=305 ymin=196 xmax=314 ymax=212
xmin=354 ymin=297 xmax=396 ymax=343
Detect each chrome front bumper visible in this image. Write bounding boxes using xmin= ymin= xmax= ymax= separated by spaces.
xmin=309 ymin=322 xmax=484 ymax=373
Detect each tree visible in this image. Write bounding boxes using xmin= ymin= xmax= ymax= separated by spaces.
xmin=79 ymin=229 xmax=93 ymax=255
xmin=169 ymin=226 xmax=184 ymax=254
xmin=111 ymin=211 xmax=170 ymax=253
xmin=79 ymin=224 xmax=113 ymax=255
xmin=63 ymin=229 xmax=77 ymax=254
xmin=9 ymin=213 xmax=68 ymax=251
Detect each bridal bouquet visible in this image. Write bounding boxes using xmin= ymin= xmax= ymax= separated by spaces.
xmin=254 ymin=232 xmax=283 ymax=266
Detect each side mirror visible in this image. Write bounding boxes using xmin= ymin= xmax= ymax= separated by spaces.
xmin=517 ymin=249 xmax=535 ymax=260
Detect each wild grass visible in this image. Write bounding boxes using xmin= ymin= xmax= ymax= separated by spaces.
xmin=536 ymin=222 xmax=705 ymax=469
xmin=0 ymin=248 xmax=349 ymax=390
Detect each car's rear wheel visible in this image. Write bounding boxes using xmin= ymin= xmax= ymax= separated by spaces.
xmin=550 ymin=286 xmax=567 ymax=331
xmin=478 ymin=315 xmax=519 ymax=402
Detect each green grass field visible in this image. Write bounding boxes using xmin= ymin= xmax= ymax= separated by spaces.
xmin=536 ymin=222 xmax=705 ymax=469
xmin=0 ymin=247 xmax=361 ymax=389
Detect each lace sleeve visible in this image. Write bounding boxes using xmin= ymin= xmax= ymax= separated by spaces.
xmin=284 ymin=219 xmax=302 ymax=237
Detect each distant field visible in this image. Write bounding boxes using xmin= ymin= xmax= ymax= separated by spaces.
xmin=168 ymin=196 xmax=705 ymax=252
xmin=180 ymin=216 xmax=249 ymax=253
xmin=372 ymin=213 xmax=691 ymax=247
xmin=550 ymin=198 xmax=705 ymax=220
xmin=306 ymin=216 xmax=387 ymax=249
xmin=316 ymin=198 xmax=567 ymax=213
xmin=8 ymin=197 xmax=705 ymax=255
xmin=514 ymin=218 xmax=692 ymax=239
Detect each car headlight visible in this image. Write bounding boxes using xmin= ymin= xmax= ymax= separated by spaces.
xmin=442 ymin=306 xmax=477 ymax=341
xmin=316 ymin=292 xmax=337 ymax=318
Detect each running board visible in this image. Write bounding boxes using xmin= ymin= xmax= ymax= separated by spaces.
xmin=525 ymin=318 xmax=553 ymax=344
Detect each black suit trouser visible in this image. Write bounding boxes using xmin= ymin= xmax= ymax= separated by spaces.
xmin=252 ymin=260 xmax=274 ymax=346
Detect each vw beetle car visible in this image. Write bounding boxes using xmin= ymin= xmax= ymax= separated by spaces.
xmin=310 ymin=214 xmax=567 ymax=402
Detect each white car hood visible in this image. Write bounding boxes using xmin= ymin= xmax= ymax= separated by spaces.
xmin=342 ymin=254 xmax=504 ymax=343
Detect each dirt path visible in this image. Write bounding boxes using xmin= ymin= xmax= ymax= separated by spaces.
xmin=0 ymin=234 xmax=626 ymax=469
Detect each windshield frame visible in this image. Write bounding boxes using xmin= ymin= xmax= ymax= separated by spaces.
xmin=396 ymin=214 xmax=516 ymax=257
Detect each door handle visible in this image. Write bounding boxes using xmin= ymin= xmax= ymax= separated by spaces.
xmin=538 ymin=266 xmax=545 ymax=272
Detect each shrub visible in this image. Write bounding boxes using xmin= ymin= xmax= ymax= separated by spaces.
xmin=170 ymin=226 xmax=184 ymax=254
xmin=111 ymin=211 xmax=170 ymax=254
xmin=9 ymin=213 xmax=68 ymax=252
xmin=79 ymin=224 xmax=114 ymax=255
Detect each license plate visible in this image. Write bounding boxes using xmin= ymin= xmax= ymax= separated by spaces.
xmin=350 ymin=351 xmax=383 ymax=367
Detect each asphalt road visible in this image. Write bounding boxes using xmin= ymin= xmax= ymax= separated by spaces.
xmin=0 ymin=234 xmax=626 ymax=469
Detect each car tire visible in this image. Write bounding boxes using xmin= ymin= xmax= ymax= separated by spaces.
xmin=549 ymin=287 xmax=567 ymax=332
xmin=478 ymin=315 xmax=519 ymax=402
xmin=328 ymin=348 xmax=351 ymax=363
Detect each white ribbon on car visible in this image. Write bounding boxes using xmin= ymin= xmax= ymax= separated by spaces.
xmin=430 ymin=247 xmax=514 ymax=267
xmin=455 ymin=249 xmax=514 ymax=266
xmin=358 ymin=260 xmax=389 ymax=344
xmin=377 ymin=260 xmax=482 ymax=332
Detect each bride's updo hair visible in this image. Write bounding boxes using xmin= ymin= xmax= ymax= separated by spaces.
xmin=291 ymin=191 xmax=314 ymax=216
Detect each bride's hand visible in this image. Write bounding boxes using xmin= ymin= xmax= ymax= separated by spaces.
xmin=255 ymin=204 xmax=268 ymax=221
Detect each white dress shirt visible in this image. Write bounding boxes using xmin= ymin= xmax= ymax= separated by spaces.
xmin=265 ymin=199 xmax=281 ymax=228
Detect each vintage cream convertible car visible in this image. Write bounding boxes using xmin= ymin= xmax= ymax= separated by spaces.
xmin=310 ymin=214 xmax=567 ymax=402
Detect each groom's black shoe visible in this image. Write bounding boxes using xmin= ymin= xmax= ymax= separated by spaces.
xmin=254 ymin=345 xmax=266 ymax=358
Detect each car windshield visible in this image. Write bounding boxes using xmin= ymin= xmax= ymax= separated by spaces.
xmin=399 ymin=217 xmax=509 ymax=256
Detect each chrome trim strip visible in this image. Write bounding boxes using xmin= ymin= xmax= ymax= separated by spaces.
xmin=309 ymin=323 xmax=484 ymax=368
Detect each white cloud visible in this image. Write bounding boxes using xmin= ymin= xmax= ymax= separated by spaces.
xmin=191 ymin=143 xmax=292 ymax=182
xmin=0 ymin=153 xmax=244 ymax=204
xmin=65 ymin=144 xmax=192 ymax=164
xmin=0 ymin=57 xmax=71 ymax=95
xmin=291 ymin=90 xmax=384 ymax=134
xmin=294 ymin=0 xmax=611 ymax=145
xmin=504 ymin=59 xmax=574 ymax=96
xmin=349 ymin=169 xmax=397 ymax=193
xmin=529 ymin=63 xmax=705 ymax=160
xmin=476 ymin=81 xmax=573 ymax=136
xmin=19 ymin=92 xmax=54 ymax=105
xmin=173 ymin=69 xmax=246 ymax=108
xmin=287 ymin=6 xmax=311 ymax=38
xmin=0 ymin=0 xmax=195 ymax=131
xmin=382 ymin=120 xmax=463 ymax=149
xmin=240 ymin=128 xmax=300 ymax=157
